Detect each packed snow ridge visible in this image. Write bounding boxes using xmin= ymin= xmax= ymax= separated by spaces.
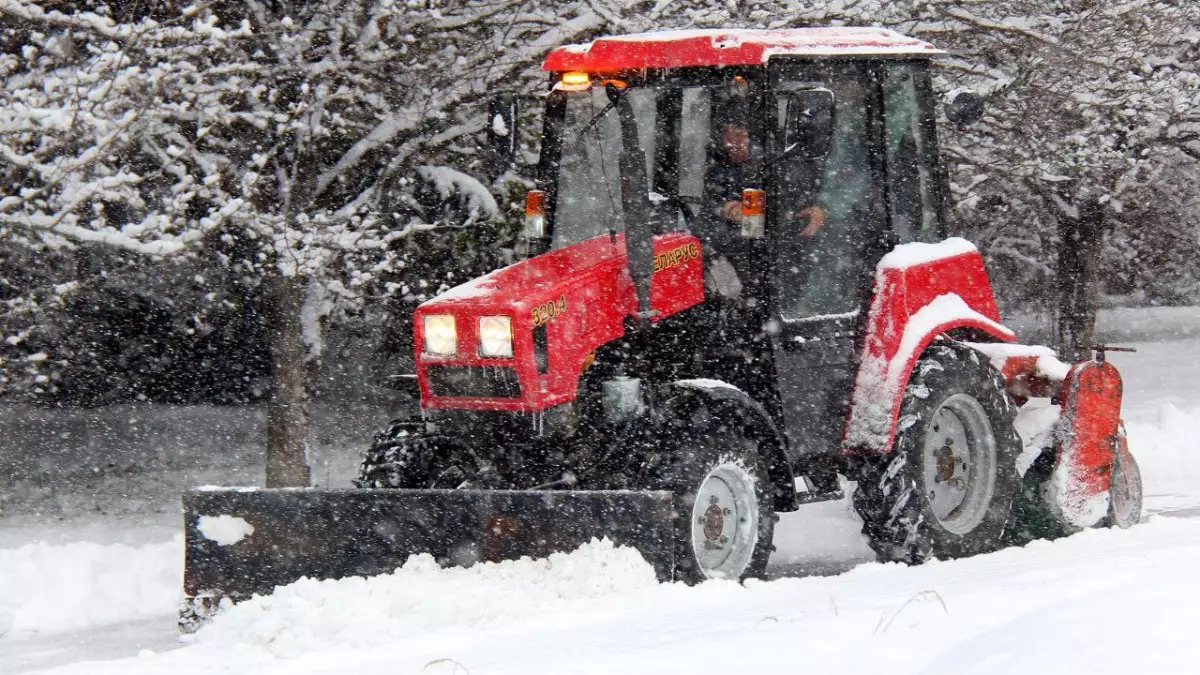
xmin=194 ymin=538 xmax=659 ymax=658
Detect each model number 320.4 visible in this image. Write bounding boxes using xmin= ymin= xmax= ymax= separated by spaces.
xmin=532 ymin=296 xmax=567 ymax=326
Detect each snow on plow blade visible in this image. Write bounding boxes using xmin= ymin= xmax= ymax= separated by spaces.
xmin=182 ymin=488 xmax=675 ymax=622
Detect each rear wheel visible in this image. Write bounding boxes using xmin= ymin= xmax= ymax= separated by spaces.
xmin=852 ymin=344 xmax=1021 ymax=564
xmin=653 ymin=396 xmax=776 ymax=583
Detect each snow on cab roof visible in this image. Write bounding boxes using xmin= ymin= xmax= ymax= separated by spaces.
xmin=543 ymin=27 xmax=941 ymax=73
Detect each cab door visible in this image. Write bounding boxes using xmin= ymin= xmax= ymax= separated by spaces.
xmin=765 ymin=61 xmax=890 ymax=466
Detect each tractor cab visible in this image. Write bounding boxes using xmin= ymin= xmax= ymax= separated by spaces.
xmin=522 ymin=29 xmax=955 ymax=464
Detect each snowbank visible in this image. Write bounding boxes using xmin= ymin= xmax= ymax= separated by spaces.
xmin=194 ymin=538 xmax=658 ymax=658
xmin=22 ymin=517 xmax=1200 ymax=675
xmin=1126 ymin=403 xmax=1200 ymax=510
xmin=0 ymin=536 xmax=182 ymax=637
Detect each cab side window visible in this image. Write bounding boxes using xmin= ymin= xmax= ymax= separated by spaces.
xmin=883 ymin=64 xmax=942 ymax=243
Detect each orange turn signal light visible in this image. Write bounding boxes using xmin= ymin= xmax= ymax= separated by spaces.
xmin=742 ymin=189 xmax=766 ymax=217
xmin=524 ymin=190 xmax=546 ymax=238
xmin=741 ymin=188 xmax=766 ymax=239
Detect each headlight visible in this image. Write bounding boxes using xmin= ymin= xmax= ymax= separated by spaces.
xmin=478 ymin=316 xmax=513 ymax=358
xmin=423 ymin=315 xmax=457 ymax=356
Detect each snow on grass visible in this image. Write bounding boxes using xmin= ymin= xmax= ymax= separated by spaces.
xmin=193 ymin=538 xmax=657 ymax=657
xmin=0 ymin=536 xmax=182 ymax=638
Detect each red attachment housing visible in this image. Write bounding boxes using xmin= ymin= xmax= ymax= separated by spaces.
xmin=997 ymin=355 xmax=1061 ymax=405
xmin=1054 ymin=359 xmax=1125 ymax=526
xmin=415 ymin=233 xmax=704 ymax=412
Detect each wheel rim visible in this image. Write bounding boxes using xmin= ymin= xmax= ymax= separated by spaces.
xmin=921 ymin=393 xmax=998 ymax=536
xmin=690 ymin=462 xmax=760 ymax=579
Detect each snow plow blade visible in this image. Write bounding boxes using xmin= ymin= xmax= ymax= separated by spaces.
xmin=182 ymin=488 xmax=675 ymax=623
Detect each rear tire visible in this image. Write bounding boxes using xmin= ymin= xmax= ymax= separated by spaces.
xmin=653 ymin=395 xmax=776 ymax=583
xmin=852 ymin=343 xmax=1021 ymax=564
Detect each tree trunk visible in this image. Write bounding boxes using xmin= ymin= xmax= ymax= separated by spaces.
xmin=264 ymin=272 xmax=313 ymax=487
xmin=1053 ymin=198 xmax=1107 ymax=363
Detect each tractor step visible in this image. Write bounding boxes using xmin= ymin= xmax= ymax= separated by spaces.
xmin=182 ymin=487 xmax=676 ymax=627
xmin=794 ymin=488 xmax=844 ymax=505
xmin=792 ymin=473 xmax=844 ymax=505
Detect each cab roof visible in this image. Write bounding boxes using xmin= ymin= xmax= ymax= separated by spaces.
xmin=543 ymin=27 xmax=941 ymax=73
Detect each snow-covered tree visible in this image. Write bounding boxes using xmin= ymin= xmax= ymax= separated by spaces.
xmin=3 ymin=0 xmax=1198 ymax=485
xmin=0 ymin=0 xmax=632 ymax=485
xmin=906 ymin=1 xmax=1200 ymax=355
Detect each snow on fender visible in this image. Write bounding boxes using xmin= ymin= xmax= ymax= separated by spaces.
xmin=844 ymin=238 xmax=1016 ymax=453
xmin=197 ymin=515 xmax=255 ymax=546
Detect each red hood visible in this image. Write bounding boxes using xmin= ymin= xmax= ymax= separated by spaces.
xmin=419 ymin=235 xmax=628 ymax=314
xmin=414 ymin=232 xmax=705 ymax=412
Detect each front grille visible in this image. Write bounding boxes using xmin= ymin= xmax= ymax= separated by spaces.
xmin=427 ymin=366 xmax=522 ymax=399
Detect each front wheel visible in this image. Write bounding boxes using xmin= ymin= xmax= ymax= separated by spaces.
xmin=354 ymin=421 xmax=471 ymax=489
xmin=853 ymin=344 xmax=1021 ymax=564
xmin=653 ymin=395 xmax=777 ymax=583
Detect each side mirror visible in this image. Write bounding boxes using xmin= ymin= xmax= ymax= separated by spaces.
xmin=486 ymin=94 xmax=519 ymax=171
xmin=944 ymin=90 xmax=985 ymax=128
xmin=782 ymin=88 xmax=835 ymax=160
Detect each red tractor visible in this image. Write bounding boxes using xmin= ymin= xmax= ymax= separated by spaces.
xmin=183 ymin=28 xmax=1142 ymax=619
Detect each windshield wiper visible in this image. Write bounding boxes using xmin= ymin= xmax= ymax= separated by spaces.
xmin=571 ymin=83 xmax=629 ymax=149
xmin=576 ymin=99 xmax=617 ymax=140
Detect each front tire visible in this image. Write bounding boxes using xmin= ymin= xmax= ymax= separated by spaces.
xmin=354 ymin=421 xmax=468 ymax=489
xmin=653 ymin=395 xmax=777 ymax=583
xmin=853 ymin=343 xmax=1021 ymax=564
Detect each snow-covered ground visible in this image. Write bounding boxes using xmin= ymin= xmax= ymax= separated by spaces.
xmin=2 ymin=329 xmax=1200 ymax=674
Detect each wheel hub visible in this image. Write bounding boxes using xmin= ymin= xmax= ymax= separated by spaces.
xmin=934 ymin=443 xmax=957 ymax=483
xmin=921 ymin=393 xmax=999 ymax=535
xmin=690 ymin=462 xmax=759 ymax=579
xmin=702 ymin=500 xmax=725 ymax=542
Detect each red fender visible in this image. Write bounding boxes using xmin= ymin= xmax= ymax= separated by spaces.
xmin=842 ymin=240 xmax=1015 ymax=454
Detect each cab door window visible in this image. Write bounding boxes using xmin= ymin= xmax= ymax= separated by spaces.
xmin=770 ymin=63 xmax=879 ymax=320
xmin=882 ymin=63 xmax=942 ymax=243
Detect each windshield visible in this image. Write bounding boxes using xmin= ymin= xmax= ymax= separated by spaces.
xmin=553 ymin=82 xmax=749 ymax=249
xmin=552 ymin=87 xmax=658 ymax=248
xmin=548 ymin=78 xmax=766 ymax=252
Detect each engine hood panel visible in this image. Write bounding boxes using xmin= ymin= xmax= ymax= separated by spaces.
xmin=414 ymin=232 xmax=705 ymax=411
